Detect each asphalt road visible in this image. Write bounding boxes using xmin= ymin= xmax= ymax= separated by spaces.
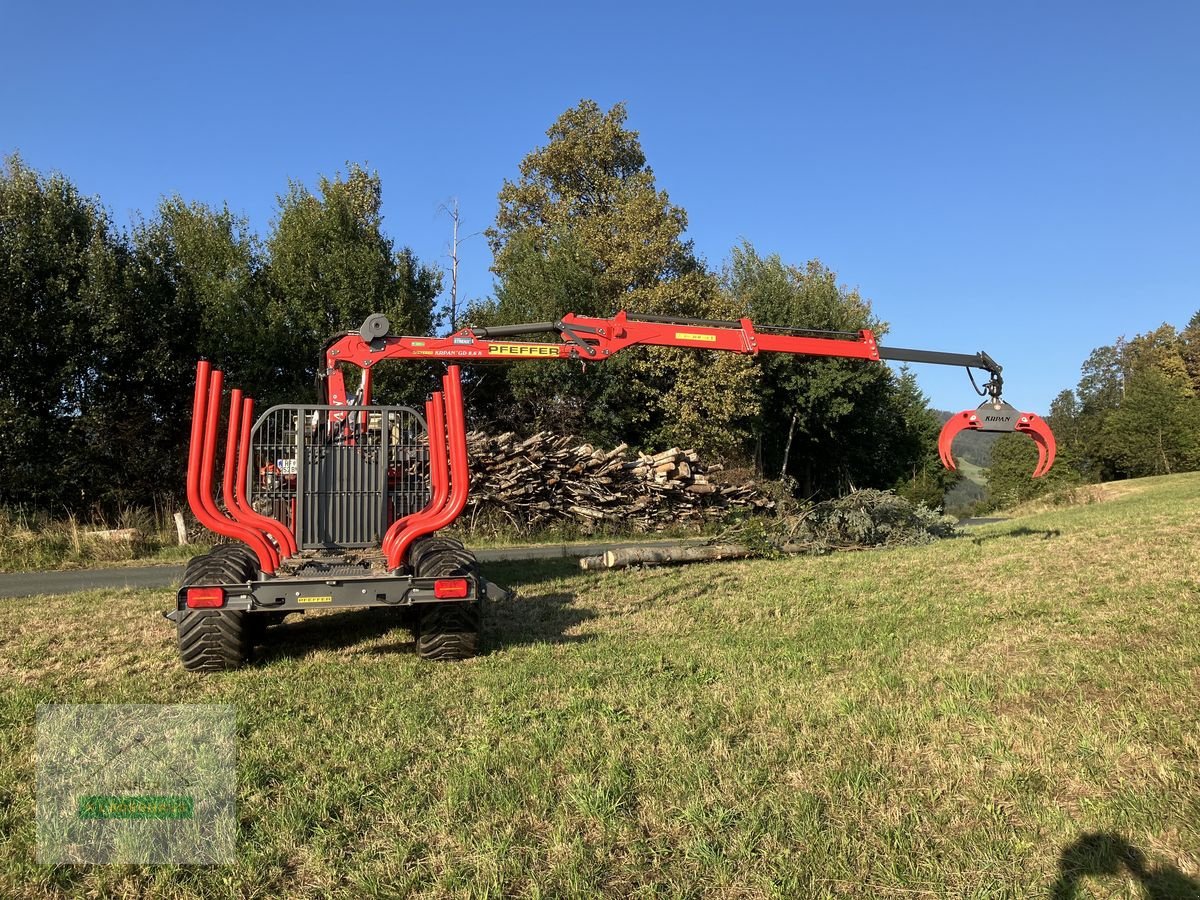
xmin=0 ymin=539 xmax=709 ymax=599
xmin=0 ymin=520 xmax=1007 ymax=600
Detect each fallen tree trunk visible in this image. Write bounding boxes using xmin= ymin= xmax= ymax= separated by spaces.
xmin=578 ymin=540 xmax=859 ymax=571
xmin=582 ymin=543 xmax=753 ymax=570
xmin=82 ymin=528 xmax=141 ymax=544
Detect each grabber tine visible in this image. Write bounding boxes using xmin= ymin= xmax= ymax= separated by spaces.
xmin=939 ymin=439 xmax=957 ymax=472
xmin=1031 ymin=433 xmax=1049 ymax=478
xmin=937 ymin=412 xmax=976 ymax=472
xmin=1016 ymin=413 xmax=1057 ymax=478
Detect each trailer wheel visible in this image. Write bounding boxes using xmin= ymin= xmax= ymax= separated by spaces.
xmin=176 ymin=547 xmax=257 ymax=673
xmin=416 ymin=601 xmax=481 ymax=661
xmin=411 ymin=536 xmax=481 ymax=661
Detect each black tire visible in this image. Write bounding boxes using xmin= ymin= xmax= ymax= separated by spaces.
xmin=176 ymin=546 xmax=258 ymax=673
xmin=416 ymin=601 xmax=481 ymax=661
xmin=411 ymin=535 xmax=482 ymax=661
xmin=407 ymin=536 xmax=473 ymax=576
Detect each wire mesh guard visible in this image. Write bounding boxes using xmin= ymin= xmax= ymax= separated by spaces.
xmin=247 ymin=405 xmax=431 ymax=550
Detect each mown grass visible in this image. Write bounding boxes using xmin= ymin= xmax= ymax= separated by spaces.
xmin=1 ymin=474 xmax=1198 ymax=897
xmin=955 ymin=457 xmax=988 ymax=488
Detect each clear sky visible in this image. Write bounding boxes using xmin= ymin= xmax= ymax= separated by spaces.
xmin=3 ymin=1 xmax=1197 ymax=414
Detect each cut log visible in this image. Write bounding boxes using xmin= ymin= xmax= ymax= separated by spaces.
xmin=83 ymin=528 xmax=141 ymax=544
xmin=463 ymin=431 xmax=773 ymax=535
xmin=596 ymin=543 xmax=751 ymax=569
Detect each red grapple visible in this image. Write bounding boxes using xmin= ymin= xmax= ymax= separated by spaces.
xmin=939 ymin=401 xmax=1057 ymax=478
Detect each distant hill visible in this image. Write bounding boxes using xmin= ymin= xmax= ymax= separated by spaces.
xmin=943 ymin=457 xmax=988 ymax=514
xmin=935 ymin=411 xmax=998 ymax=514
xmin=935 ymin=410 xmax=1001 ymax=469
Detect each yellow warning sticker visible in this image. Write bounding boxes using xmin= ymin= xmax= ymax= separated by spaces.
xmin=297 ymin=596 xmax=332 ymax=604
xmin=487 ymin=343 xmax=561 ymax=357
xmin=674 ymin=332 xmax=717 ymax=342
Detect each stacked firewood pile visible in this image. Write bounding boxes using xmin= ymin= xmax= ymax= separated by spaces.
xmin=462 ymin=431 xmax=773 ymax=533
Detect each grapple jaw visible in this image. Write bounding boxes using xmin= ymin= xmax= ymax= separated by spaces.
xmin=938 ymin=401 xmax=1057 ymax=478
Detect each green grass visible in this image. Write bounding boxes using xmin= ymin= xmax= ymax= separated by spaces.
xmin=2 ymin=474 xmax=1199 ymax=897
xmin=955 ymin=457 xmax=988 ymax=488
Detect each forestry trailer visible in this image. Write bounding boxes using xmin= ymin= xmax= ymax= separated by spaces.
xmin=168 ymin=311 xmax=1056 ymax=671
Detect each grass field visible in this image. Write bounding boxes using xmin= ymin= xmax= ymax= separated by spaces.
xmin=1 ymin=474 xmax=1198 ymax=898
xmin=955 ymin=457 xmax=988 ymax=487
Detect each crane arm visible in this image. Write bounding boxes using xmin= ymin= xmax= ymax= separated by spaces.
xmin=318 ymin=309 xmax=1052 ymax=476
xmin=321 ymin=310 xmax=1002 ymax=401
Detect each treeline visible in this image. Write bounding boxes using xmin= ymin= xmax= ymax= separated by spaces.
xmin=2 ymin=100 xmax=951 ymax=517
xmin=0 ymin=159 xmax=440 ymax=512
xmin=986 ymin=314 xmax=1200 ymax=507
xmin=470 ymin=102 xmax=950 ymax=507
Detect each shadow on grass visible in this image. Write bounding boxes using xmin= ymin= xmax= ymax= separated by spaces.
xmin=481 ymin=557 xmax=584 ymax=588
xmin=252 ymin=557 xmax=595 ymax=662
xmin=1049 ymin=831 xmax=1200 ymax=899
xmin=482 ymin=557 xmax=597 ymax=650
xmin=485 ymin=591 xmax=596 ymax=651
xmin=253 ymin=606 xmax=415 ymax=664
xmin=970 ymin=526 xmax=1062 ymax=545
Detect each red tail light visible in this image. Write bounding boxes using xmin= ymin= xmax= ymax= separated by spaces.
xmin=433 ymin=578 xmax=469 ymax=599
xmin=186 ymin=587 xmax=225 ymax=609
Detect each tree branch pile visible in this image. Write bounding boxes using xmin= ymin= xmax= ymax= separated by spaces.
xmin=581 ymin=490 xmax=958 ymax=570
xmin=758 ymin=488 xmax=958 ymax=553
xmin=463 ymin=431 xmax=773 ymax=534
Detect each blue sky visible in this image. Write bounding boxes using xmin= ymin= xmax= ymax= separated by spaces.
xmin=3 ymin=1 xmax=1197 ymax=413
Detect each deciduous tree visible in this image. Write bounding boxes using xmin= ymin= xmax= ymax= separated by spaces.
xmin=266 ymin=164 xmax=440 ymax=404
xmin=482 ymin=101 xmax=758 ymax=455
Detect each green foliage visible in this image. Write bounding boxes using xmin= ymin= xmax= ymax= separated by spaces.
xmin=0 ymin=156 xmax=442 ymax=515
xmin=726 ymin=245 xmax=949 ymax=499
xmin=481 ymin=100 xmax=758 ymax=455
xmin=785 ymin=489 xmax=958 ymax=552
xmin=0 ymin=154 xmax=121 ymax=509
xmin=1044 ymin=313 xmax=1200 ymax=486
xmin=266 ymin=164 xmax=441 ymax=404
xmin=985 ymin=433 xmax=1082 ymax=510
xmin=1100 ymin=367 xmax=1200 ymax=477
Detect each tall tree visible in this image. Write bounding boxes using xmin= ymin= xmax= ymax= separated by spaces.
xmin=0 ymin=154 xmax=120 ymax=508
xmin=1180 ymin=311 xmax=1200 ymax=392
xmin=72 ymin=199 xmax=276 ymax=507
xmin=481 ymin=100 xmax=758 ymax=454
xmin=1100 ymin=367 xmax=1200 ymax=477
xmin=266 ymin=164 xmax=441 ymax=404
xmin=723 ymin=243 xmax=939 ymax=496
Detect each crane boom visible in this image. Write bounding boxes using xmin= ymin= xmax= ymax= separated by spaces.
xmin=321 ymin=310 xmax=1001 ymax=403
xmin=317 ymin=309 xmax=1051 ymax=478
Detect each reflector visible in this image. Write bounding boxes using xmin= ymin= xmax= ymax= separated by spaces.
xmin=186 ymin=587 xmax=225 ymax=609
xmin=433 ymin=578 xmax=469 ymax=599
